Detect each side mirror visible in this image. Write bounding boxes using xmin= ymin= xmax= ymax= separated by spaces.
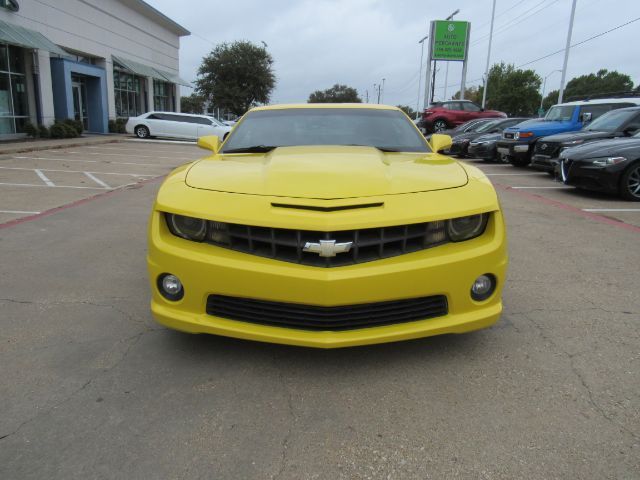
xmin=580 ymin=112 xmax=592 ymax=123
xmin=430 ymin=133 xmax=453 ymax=154
xmin=197 ymin=135 xmax=220 ymax=153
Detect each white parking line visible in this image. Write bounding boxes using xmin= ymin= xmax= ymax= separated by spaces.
xmin=485 ymin=173 xmax=545 ymax=176
xmin=125 ymin=138 xmax=195 ymax=145
xmin=0 ymin=166 xmax=154 ymax=177
xmin=0 ymin=182 xmax=107 ymax=190
xmin=511 ymin=186 xmax=573 ymax=190
xmin=34 ymin=169 xmax=55 ymax=187
xmin=0 ymin=210 xmax=41 ymax=214
xmin=84 ymin=172 xmax=111 ymax=189
xmin=582 ymin=208 xmax=640 ymax=212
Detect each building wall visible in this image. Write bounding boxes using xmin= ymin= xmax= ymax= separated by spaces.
xmin=0 ymin=0 xmax=185 ymax=123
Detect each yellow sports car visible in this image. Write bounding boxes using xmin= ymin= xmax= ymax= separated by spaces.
xmin=147 ymin=104 xmax=507 ymax=348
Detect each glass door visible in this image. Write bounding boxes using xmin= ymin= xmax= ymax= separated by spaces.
xmin=71 ymin=76 xmax=88 ymax=130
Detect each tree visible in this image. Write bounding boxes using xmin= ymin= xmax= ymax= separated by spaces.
xmin=543 ymin=69 xmax=634 ymax=108
xmin=308 ymin=84 xmax=361 ymax=103
xmin=195 ymin=41 xmax=275 ymax=116
xmin=180 ymin=93 xmax=205 ymax=114
xmin=479 ymin=63 xmax=542 ymax=116
xmin=396 ymin=105 xmax=417 ymax=118
xmin=452 ymin=86 xmax=482 ymax=104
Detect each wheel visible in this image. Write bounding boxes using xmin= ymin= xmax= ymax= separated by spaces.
xmin=620 ymin=162 xmax=640 ymax=201
xmin=432 ymin=119 xmax=448 ymax=133
xmin=135 ymin=125 xmax=150 ymax=138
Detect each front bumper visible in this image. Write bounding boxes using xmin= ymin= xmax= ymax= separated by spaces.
xmin=468 ymin=143 xmax=497 ymax=160
xmin=148 ymin=211 xmax=508 ymax=348
xmin=560 ymin=158 xmax=626 ymax=193
xmin=496 ymin=139 xmax=534 ymax=161
xmin=530 ymin=154 xmax=558 ymax=173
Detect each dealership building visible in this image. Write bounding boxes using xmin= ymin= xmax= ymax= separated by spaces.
xmin=0 ymin=0 xmax=190 ymax=139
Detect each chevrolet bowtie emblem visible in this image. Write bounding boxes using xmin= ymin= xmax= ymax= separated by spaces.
xmin=303 ymin=240 xmax=353 ymax=257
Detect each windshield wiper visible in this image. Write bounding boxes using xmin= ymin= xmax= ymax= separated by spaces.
xmin=222 ymin=145 xmax=279 ymax=153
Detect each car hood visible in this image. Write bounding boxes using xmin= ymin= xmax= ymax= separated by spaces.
xmin=563 ymin=137 xmax=640 ymax=159
xmin=505 ymin=120 xmax=577 ymax=136
xmin=185 ymin=146 xmax=469 ymax=199
xmin=539 ymin=130 xmax=616 ymax=143
xmin=471 ymin=133 xmax=501 ymax=143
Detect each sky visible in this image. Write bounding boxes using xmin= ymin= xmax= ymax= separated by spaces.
xmin=147 ymin=0 xmax=640 ymax=110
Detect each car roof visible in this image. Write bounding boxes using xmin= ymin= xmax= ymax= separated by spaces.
xmin=250 ymin=103 xmax=400 ymax=112
xmin=147 ymin=111 xmax=208 ymax=117
xmin=557 ymin=98 xmax=640 ymax=107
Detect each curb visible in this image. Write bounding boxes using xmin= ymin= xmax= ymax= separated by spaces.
xmin=0 ymin=136 xmax=126 ymax=157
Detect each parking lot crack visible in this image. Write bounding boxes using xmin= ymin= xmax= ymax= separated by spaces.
xmin=523 ymin=313 xmax=638 ymax=441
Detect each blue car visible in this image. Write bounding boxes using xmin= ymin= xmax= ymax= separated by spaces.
xmin=497 ymin=97 xmax=640 ymax=167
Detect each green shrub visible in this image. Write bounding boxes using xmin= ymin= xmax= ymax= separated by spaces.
xmin=108 ymin=119 xmax=117 ymax=133
xmin=62 ymin=118 xmax=83 ymax=136
xmin=62 ymin=123 xmax=77 ymax=138
xmin=49 ymin=123 xmax=67 ymax=139
xmin=115 ymin=117 xmax=127 ymax=133
xmin=23 ymin=121 xmax=38 ymax=138
xmin=38 ymin=125 xmax=50 ymax=138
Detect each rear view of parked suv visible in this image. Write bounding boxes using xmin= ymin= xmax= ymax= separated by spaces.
xmin=420 ymin=100 xmax=507 ymax=133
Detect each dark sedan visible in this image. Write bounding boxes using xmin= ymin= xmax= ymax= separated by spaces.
xmin=559 ymin=133 xmax=640 ymax=201
xmin=424 ymin=118 xmax=494 ymax=141
xmin=532 ymin=106 xmax=640 ymax=174
xmin=450 ymin=117 xmax=531 ymax=158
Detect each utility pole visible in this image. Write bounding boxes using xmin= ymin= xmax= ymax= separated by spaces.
xmin=558 ymin=0 xmax=578 ymax=104
xmin=416 ymin=34 xmax=428 ymax=118
xmin=381 ymin=78 xmax=386 ymax=103
xmin=365 ymin=89 xmax=369 ymax=103
xmin=481 ymin=0 xmax=496 ymax=109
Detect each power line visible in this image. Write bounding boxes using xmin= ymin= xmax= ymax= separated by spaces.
xmin=516 ymin=16 xmax=640 ymax=68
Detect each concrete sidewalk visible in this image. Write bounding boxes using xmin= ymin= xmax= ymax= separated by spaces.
xmin=0 ymin=134 xmax=128 ymax=157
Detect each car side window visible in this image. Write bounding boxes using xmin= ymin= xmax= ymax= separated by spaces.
xmin=462 ymin=103 xmax=481 ymax=112
xmin=160 ymin=114 xmax=179 ymax=122
xmin=147 ymin=113 xmax=161 ymax=120
xmin=192 ymin=117 xmax=213 ymax=125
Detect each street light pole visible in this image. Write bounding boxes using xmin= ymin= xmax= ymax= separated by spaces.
xmin=481 ymin=0 xmax=496 ymax=109
xmin=558 ymin=0 xmax=577 ymax=104
xmin=381 ymin=78 xmax=386 ymax=103
xmin=416 ymin=34 xmax=428 ymax=119
xmin=540 ymin=70 xmax=562 ymax=114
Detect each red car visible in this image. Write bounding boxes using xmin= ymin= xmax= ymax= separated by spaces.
xmin=421 ymin=100 xmax=507 ymax=133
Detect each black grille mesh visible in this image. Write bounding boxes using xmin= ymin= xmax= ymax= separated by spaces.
xmin=204 ymin=220 xmax=448 ymax=267
xmin=206 ymin=294 xmax=448 ymax=331
xmin=534 ymin=141 xmax=561 ymax=157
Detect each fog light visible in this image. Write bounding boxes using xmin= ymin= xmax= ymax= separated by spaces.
xmin=471 ymin=274 xmax=496 ymax=301
xmin=158 ymin=274 xmax=184 ymax=301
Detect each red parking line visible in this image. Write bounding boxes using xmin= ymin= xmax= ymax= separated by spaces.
xmin=494 ymin=183 xmax=640 ymax=234
xmin=0 ymin=175 xmax=165 ymax=230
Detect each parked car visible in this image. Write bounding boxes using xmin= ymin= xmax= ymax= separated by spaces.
xmin=126 ymin=112 xmax=232 ymax=140
xmin=531 ymin=106 xmax=640 ymax=174
xmin=450 ymin=117 xmax=531 ymax=158
xmin=421 ymin=100 xmax=507 ymax=133
xmin=147 ymin=104 xmax=508 ymax=348
xmin=559 ymin=132 xmax=640 ymax=201
xmin=497 ymin=97 xmax=640 ymax=167
xmin=425 ymin=118 xmax=496 ymax=139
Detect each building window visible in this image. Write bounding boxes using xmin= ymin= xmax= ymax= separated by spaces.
xmin=153 ymin=79 xmax=174 ymax=112
xmin=0 ymin=43 xmax=28 ymax=134
xmin=114 ymin=68 xmax=145 ymax=118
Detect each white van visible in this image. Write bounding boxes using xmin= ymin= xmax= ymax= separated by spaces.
xmin=125 ymin=112 xmax=232 ymax=141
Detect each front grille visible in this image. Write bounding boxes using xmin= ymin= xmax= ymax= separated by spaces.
xmin=535 ymin=141 xmax=561 ymax=157
xmin=206 ymin=221 xmax=449 ymax=267
xmin=206 ymin=294 xmax=449 ymax=331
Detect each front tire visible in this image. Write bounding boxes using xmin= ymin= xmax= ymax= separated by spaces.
xmin=620 ymin=162 xmax=640 ymax=201
xmin=135 ymin=125 xmax=150 ymax=138
xmin=432 ymin=119 xmax=448 ymax=133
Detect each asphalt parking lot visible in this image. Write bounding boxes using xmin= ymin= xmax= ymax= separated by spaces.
xmin=1 ymin=142 xmax=638 ymax=479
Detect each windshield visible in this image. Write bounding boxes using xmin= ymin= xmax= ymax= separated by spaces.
xmin=475 ymin=120 xmax=500 ymax=133
xmin=584 ymin=109 xmax=637 ymax=132
xmin=544 ymin=105 xmax=575 ymax=122
xmin=221 ymin=108 xmax=431 ymax=153
xmin=207 ymin=116 xmax=226 ymax=127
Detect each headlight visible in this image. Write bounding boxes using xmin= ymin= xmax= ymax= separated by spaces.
xmin=447 ymin=214 xmax=489 ymax=242
xmin=591 ymin=156 xmax=627 ymax=166
xmin=166 ymin=214 xmax=207 ymax=241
